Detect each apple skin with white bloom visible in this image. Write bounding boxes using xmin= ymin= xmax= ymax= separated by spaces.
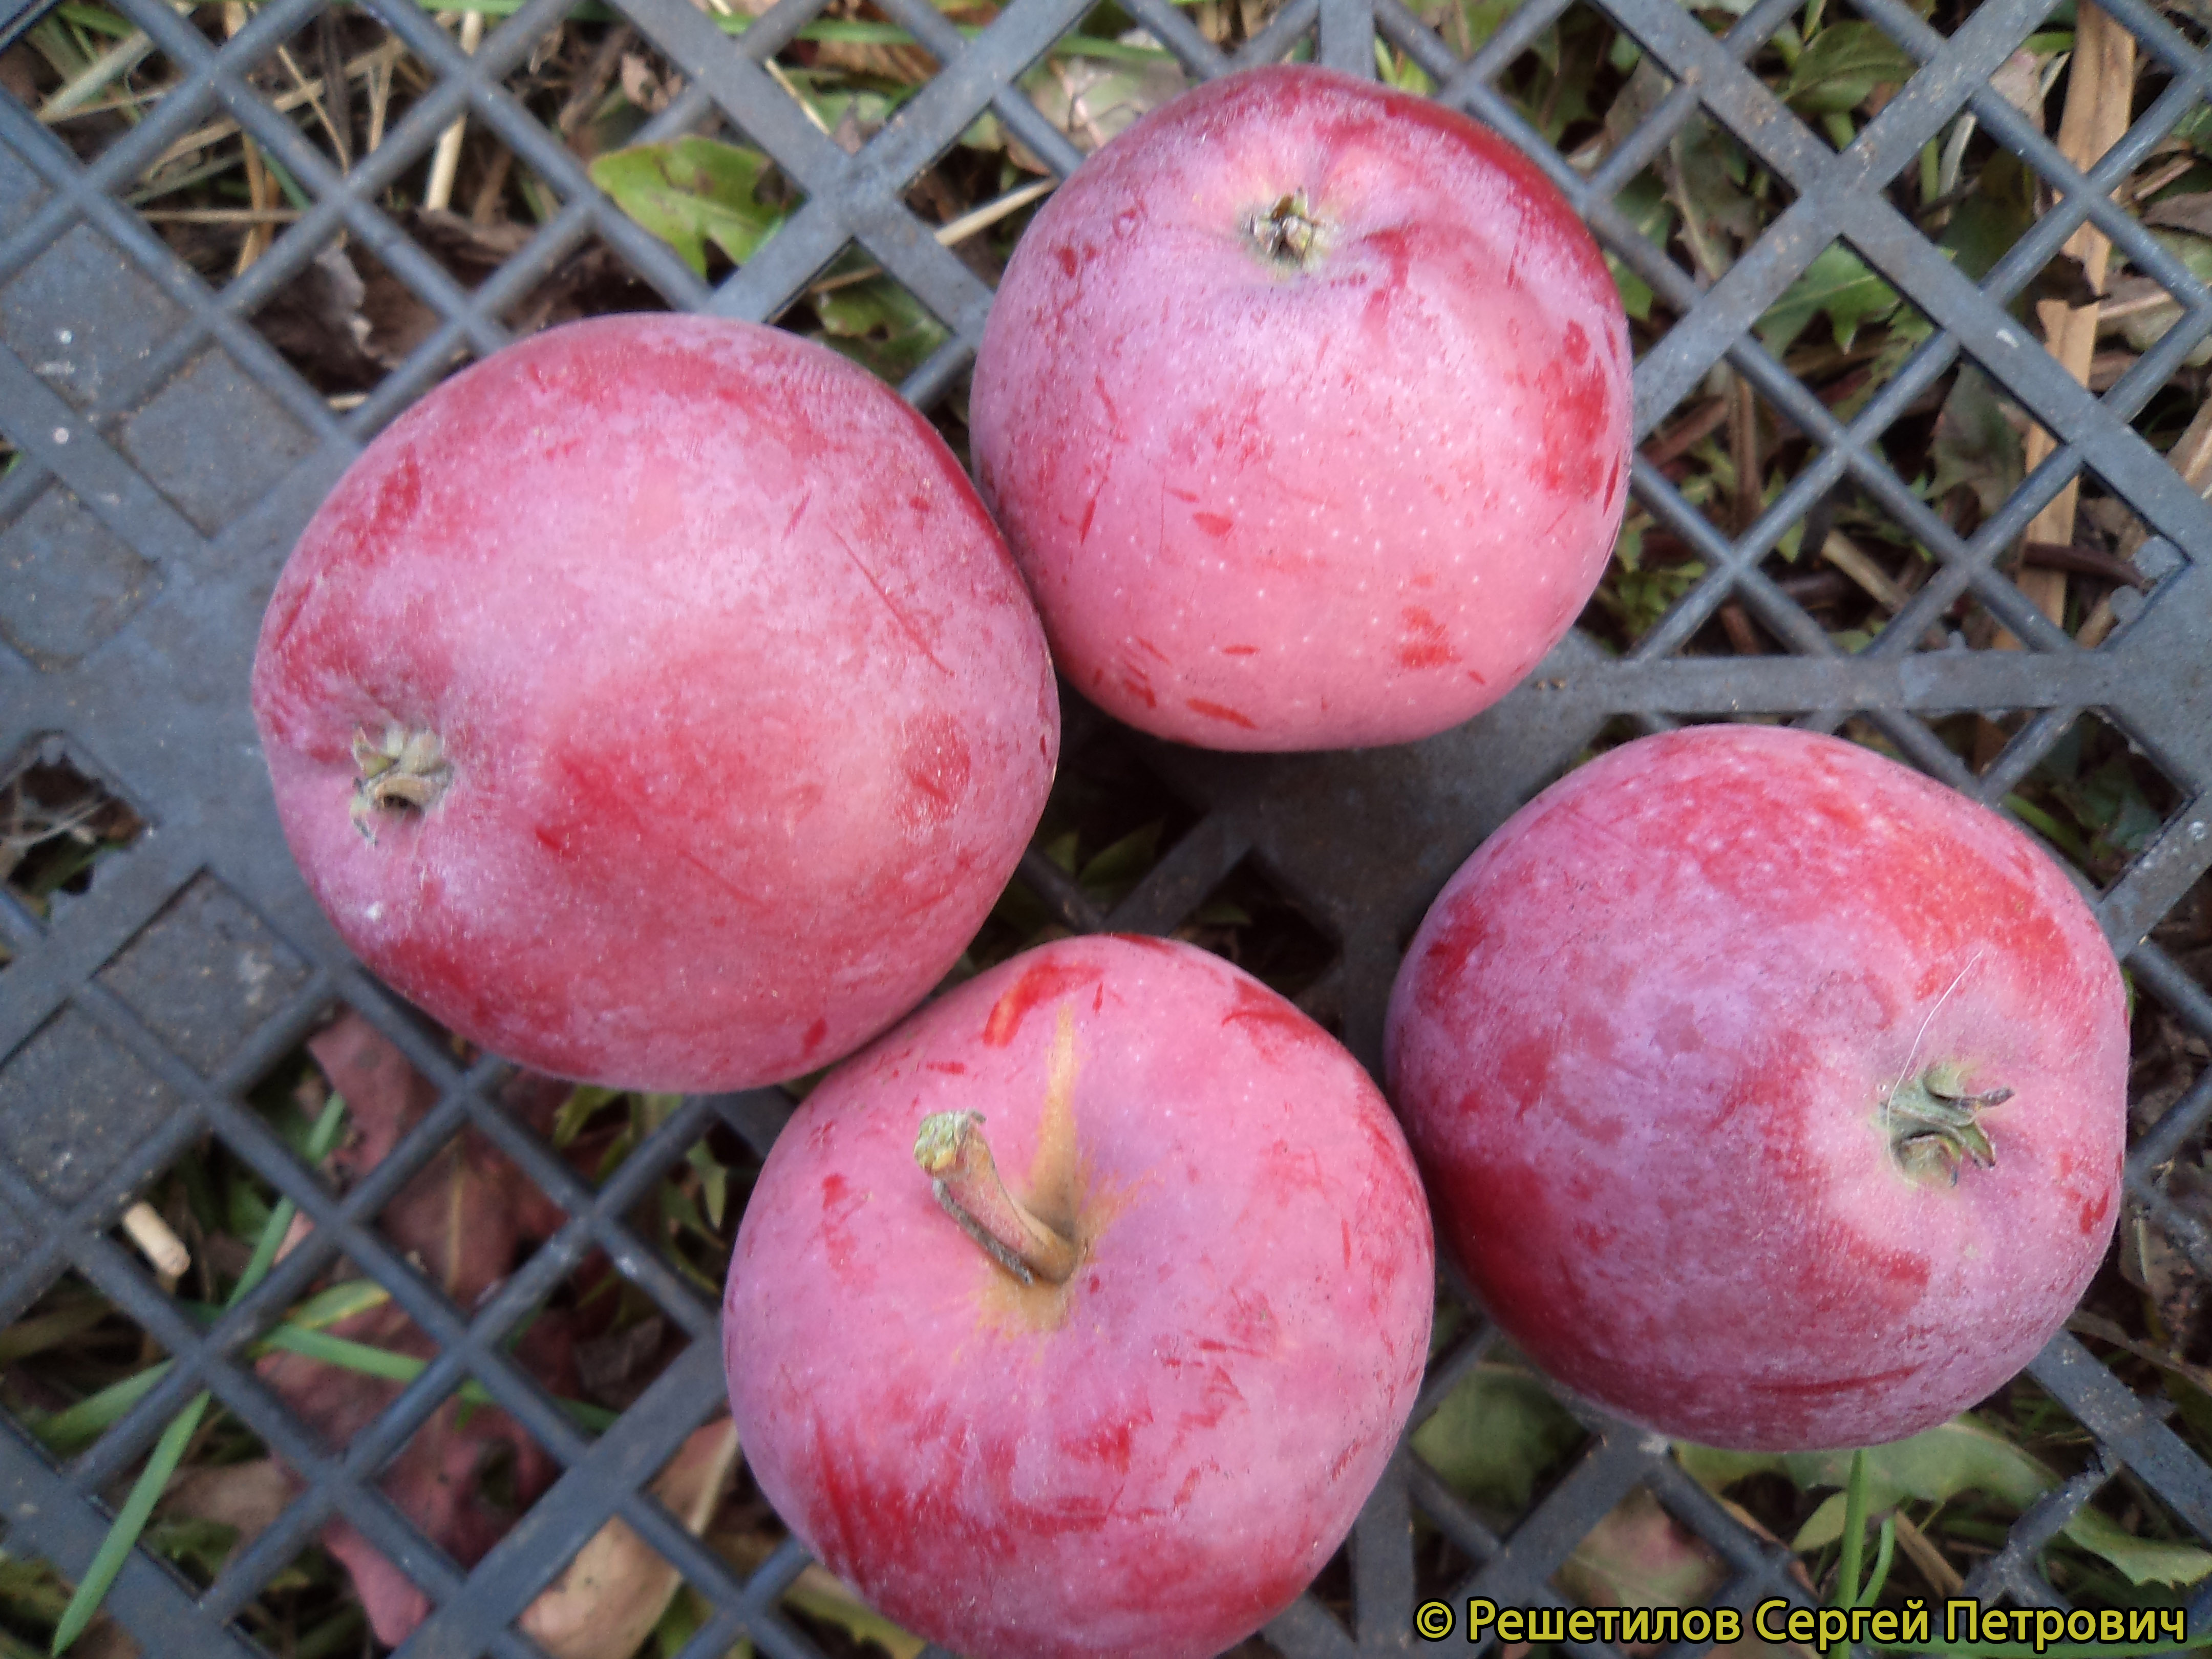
xmin=723 ymin=934 xmax=1434 ymax=1659
xmin=970 ymin=63 xmax=1632 ymax=751
xmin=251 ymin=314 xmax=1056 ymax=1090
xmin=1386 ymin=725 xmax=2128 ymax=1451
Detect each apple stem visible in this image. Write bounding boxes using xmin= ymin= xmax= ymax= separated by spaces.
xmin=1246 ymin=190 xmax=1327 ymax=272
xmin=351 ymin=723 xmax=451 ymax=842
xmin=1882 ymin=1061 xmax=2012 ymax=1186
xmin=913 ymin=1111 xmax=1079 ymax=1287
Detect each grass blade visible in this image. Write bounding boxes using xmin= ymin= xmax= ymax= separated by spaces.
xmin=28 ymin=1362 xmax=173 ymax=1455
xmin=50 ymin=1095 xmax=347 ymax=1654
xmin=48 ymin=1392 xmax=208 ymax=1653
xmin=1829 ymin=1445 xmax=1869 ymax=1658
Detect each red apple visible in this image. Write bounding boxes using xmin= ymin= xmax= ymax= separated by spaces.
xmin=252 ymin=314 xmax=1057 ymax=1090
xmin=1386 ymin=725 xmax=2128 ymax=1451
xmin=723 ymin=933 xmax=1434 ymax=1659
xmin=969 ymin=64 xmax=1632 ymax=752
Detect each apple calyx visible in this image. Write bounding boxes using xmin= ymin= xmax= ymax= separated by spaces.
xmin=913 ymin=1110 xmax=1079 ymax=1287
xmin=1882 ymin=1061 xmax=2012 ymax=1186
xmin=1245 ymin=191 xmax=1328 ymax=272
xmin=350 ymin=724 xmax=451 ymax=842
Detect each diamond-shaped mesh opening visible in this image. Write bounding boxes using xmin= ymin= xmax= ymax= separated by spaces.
xmin=1644 ymin=370 xmax=1818 ymax=556
xmin=791 ymin=262 xmax=957 ymax=389
xmin=12 ymin=5 xmax=194 ymax=171
xmin=1992 ymin=710 xmax=2184 ymax=889
xmin=0 ymin=1541 xmax=145 ymax=1655
xmin=1784 ymin=6 xmax=1929 ymax=160
xmin=493 ymin=229 xmax=671 ymax=335
xmin=510 ymin=1415 xmax=740 ymax=1657
xmin=1412 ymin=1323 xmax=1590 ymax=1541
xmin=1547 ymin=1480 xmax=1747 ymax=1623
xmin=1 ymin=736 xmax=149 ymax=940
xmin=1 ymin=1268 xmax=173 ymax=1461
xmin=1781 ymin=495 xmax=1949 ymax=656
xmin=1013 ymin=30 xmax=1194 ymax=161
xmin=1585 ymin=484 xmax=1710 ymax=651
xmin=563 ymin=1096 xmax=754 ymax=1311
xmin=1179 ymin=850 xmax=1336 ymax=1005
xmin=567 ymin=110 xmax=806 ymax=288
xmin=790 ymin=0 xmax=945 ymax=96
xmin=293 ymin=1013 xmax=573 ymax=1316
xmin=964 ymin=709 xmax=1205 ymax=965
xmin=249 ymin=230 xmax=467 ymax=401
xmin=230 ymin=1535 xmax=366 ymax=1657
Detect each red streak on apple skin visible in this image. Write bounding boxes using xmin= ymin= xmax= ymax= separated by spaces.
xmin=971 ymin=64 xmax=1631 ymax=751
xmin=726 ymin=936 xmax=1433 ymax=1659
xmin=251 ymin=316 xmax=1058 ymax=1090
xmin=981 ymin=957 xmax=1108 ymax=1047
xmin=1185 ymin=698 xmax=1260 ymax=730
xmin=1387 ymin=726 xmax=2128 ymax=1451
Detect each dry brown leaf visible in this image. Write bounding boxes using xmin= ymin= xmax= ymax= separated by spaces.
xmin=518 ymin=1419 xmax=742 ymax=1659
xmin=163 ymin=1459 xmax=294 ymax=1551
xmin=68 ymin=1620 xmax=141 ymax=1659
xmin=258 ymin=1012 xmax=578 ymax=1646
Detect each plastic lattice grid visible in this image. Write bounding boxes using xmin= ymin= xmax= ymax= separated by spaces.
xmin=4 ymin=0 xmax=2212 ymax=1651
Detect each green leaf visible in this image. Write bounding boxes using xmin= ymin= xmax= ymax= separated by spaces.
xmin=1078 ymin=821 xmax=1162 ymax=897
xmin=2056 ymin=755 xmax=2164 ymax=858
xmin=1410 ymin=1363 xmax=1583 ymax=1515
xmin=1782 ymin=22 xmax=1917 ymax=113
xmin=553 ymin=1085 xmax=622 ymax=1150
xmin=1940 ymin=152 xmax=2037 ymax=284
xmin=2066 ymin=1507 xmax=2212 ymax=1588
xmin=687 ymin=1143 xmax=730 ymax=1231
xmin=1928 ymin=365 xmax=2025 ymax=518
xmin=1757 ymin=242 xmax=1900 ymax=354
xmin=28 ymin=1362 xmax=172 ymax=1454
xmin=49 ymin=1393 xmax=209 ymax=1654
xmin=1681 ymin=1416 xmax=2212 ymax=1589
xmin=814 ymin=278 xmax=951 ymax=384
xmin=278 ymin=1279 xmax=392 ymax=1332
xmin=0 ymin=1300 xmax=112 ymax=1367
xmin=1665 ymin=116 xmax=1757 ymax=282
xmin=783 ymin=1566 xmax=926 ymax=1659
xmin=588 ymin=138 xmax=785 ymax=277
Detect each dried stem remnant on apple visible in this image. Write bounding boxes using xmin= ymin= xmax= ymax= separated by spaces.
xmin=913 ymin=1110 xmax=1079 ymax=1286
xmin=350 ymin=724 xmax=450 ymax=841
xmin=1245 ymin=191 xmax=1328 ymax=272
xmin=1883 ymin=1061 xmax=2013 ymax=1186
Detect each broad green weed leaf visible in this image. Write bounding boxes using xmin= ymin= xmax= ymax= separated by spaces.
xmin=1680 ymin=1417 xmax=2212 ymax=1588
xmin=1758 ymin=243 xmax=1901 ymax=354
xmin=1782 ymin=22 xmax=1917 ymax=114
xmin=1078 ymin=821 xmax=1162 ymax=896
xmin=815 ymin=279 xmax=950 ymax=383
xmin=2064 ymin=1507 xmax=2212 ymax=1588
xmin=588 ymin=138 xmax=785 ymax=276
xmin=1411 ymin=1363 xmax=1583 ymax=1515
